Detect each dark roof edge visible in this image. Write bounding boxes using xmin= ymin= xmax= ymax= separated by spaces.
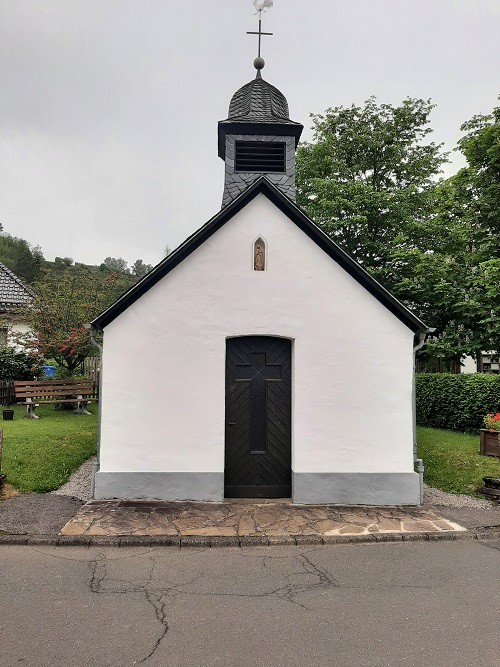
xmin=91 ymin=180 xmax=271 ymax=329
xmin=92 ymin=178 xmax=429 ymax=333
xmin=258 ymin=185 xmax=429 ymax=334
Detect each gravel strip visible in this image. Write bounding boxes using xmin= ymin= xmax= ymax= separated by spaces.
xmin=52 ymin=457 xmax=497 ymax=509
xmin=51 ymin=457 xmax=95 ymax=501
xmin=423 ymin=483 xmax=495 ymax=508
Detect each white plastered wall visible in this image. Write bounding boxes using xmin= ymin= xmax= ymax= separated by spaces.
xmin=9 ymin=323 xmax=31 ymax=337
xmin=6 ymin=323 xmax=33 ymax=350
xmin=461 ymin=356 xmax=477 ymax=374
xmin=100 ymin=194 xmax=415 ymax=476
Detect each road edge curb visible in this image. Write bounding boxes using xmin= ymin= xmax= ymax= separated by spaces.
xmin=0 ymin=528 xmax=498 ymax=547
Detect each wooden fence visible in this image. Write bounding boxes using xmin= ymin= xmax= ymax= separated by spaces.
xmin=83 ymin=357 xmax=99 ymax=385
xmin=0 ymin=381 xmax=14 ymax=406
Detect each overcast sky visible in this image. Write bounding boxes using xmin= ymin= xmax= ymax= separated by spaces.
xmin=0 ymin=0 xmax=499 ymax=267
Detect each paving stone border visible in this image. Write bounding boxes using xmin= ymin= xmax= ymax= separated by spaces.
xmin=0 ymin=528 xmax=499 ymax=548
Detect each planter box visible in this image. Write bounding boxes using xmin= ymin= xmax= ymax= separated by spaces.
xmin=479 ymin=429 xmax=500 ymax=458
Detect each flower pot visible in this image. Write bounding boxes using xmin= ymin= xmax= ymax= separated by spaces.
xmin=479 ymin=429 xmax=500 ymax=458
xmin=2 ymin=409 xmax=14 ymax=421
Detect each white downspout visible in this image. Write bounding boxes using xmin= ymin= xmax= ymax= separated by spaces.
xmin=413 ymin=329 xmax=435 ymax=504
xmin=85 ymin=324 xmax=103 ymax=499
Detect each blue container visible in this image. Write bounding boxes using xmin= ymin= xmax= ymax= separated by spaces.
xmin=41 ymin=365 xmax=56 ymax=378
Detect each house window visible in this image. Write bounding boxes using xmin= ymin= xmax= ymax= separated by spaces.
xmin=479 ymin=354 xmax=500 ymax=374
xmin=235 ymin=141 xmax=286 ymax=173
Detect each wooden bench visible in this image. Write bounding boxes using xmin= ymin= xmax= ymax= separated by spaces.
xmin=14 ymin=379 xmax=96 ymax=419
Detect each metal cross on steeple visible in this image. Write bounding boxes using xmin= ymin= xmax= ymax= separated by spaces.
xmin=247 ymin=1 xmax=274 ymax=59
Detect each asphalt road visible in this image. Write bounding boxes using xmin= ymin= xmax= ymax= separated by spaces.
xmin=1 ymin=540 xmax=499 ymax=667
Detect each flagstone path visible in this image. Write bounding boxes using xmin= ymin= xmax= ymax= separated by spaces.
xmin=60 ymin=499 xmax=465 ymax=539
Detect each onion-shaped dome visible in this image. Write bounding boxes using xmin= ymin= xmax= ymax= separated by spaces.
xmin=227 ymin=76 xmax=291 ymax=124
xmin=218 ymin=65 xmax=303 ymax=160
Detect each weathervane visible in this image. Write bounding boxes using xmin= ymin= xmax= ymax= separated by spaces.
xmin=248 ymin=0 xmax=274 ymax=72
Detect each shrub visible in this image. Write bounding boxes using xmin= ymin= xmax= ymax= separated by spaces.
xmin=416 ymin=373 xmax=500 ymax=432
xmin=0 ymin=346 xmax=43 ymax=382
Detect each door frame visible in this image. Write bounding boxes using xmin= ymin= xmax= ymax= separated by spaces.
xmin=223 ymin=335 xmax=294 ymax=499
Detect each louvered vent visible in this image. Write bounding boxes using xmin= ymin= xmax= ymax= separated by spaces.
xmin=235 ymin=141 xmax=286 ymax=173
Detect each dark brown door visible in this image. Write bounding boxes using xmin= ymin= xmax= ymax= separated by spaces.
xmin=224 ymin=336 xmax=291 ymax=498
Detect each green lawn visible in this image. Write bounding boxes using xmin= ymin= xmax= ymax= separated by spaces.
xmin=417 ymin=426 xmax=500 ymax=496
xmin=0 ymin=404 xmax=97 ymax=493
xmin=1 ymin=408 xmax=498 ymax=497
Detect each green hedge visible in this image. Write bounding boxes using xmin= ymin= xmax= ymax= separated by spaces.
xmin=416 ymin=373 xmax=500 ymax=432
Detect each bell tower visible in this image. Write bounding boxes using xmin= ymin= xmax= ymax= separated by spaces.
xmin=217 ymin=10 xmax=303 ymax=207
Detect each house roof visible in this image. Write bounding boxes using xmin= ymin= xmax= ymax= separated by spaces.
xmin=0 ymin=263 xmax=33 ymax=312
xmin=91 ymin=178 xmax=429 ymax=333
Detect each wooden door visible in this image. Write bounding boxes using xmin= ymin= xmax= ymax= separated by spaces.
xmin=224 ymin=336 xmax=291 ymax=498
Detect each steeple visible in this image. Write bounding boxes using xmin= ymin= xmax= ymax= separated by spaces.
xmin=218 ymin=10 xmax=303 ymax=207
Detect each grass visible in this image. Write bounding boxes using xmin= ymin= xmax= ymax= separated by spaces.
xmin=0 ymin=407 xmax=498 ymax=498
xmin=0 ymin=404 xmax=97 ymax=493
xmin=417 ymin=425 xmax=500 ymax=496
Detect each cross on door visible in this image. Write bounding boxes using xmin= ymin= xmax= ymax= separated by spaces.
xmin=234 ymin=353 xmax=282 ymax=453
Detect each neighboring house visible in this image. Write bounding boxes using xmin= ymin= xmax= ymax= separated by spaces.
xmin=0 ymin=262 xmax=33 ymax=345
xmin=90 ymin=60 xmax=430 ymax=506
xmin=462 ymin=353 xmax=500 ymax=374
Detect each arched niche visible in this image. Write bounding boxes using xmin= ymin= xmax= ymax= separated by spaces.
xmin=253 ymin=237 xmax=266 ymax=271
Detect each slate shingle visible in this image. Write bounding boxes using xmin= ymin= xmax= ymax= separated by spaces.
xmin=226 ymin=76 xmax=291 ymax=124
xmin=0 ymin=263 xmax=33 ymax=312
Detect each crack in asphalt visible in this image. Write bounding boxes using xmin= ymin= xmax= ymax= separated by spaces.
xmin=31 ymin=545 xmax=459 ymax=664
xmin=89 ymin=554 xmax=107 ymax=593
xmin=139 ymin=590 xmax=169 ymax=664
xmin=86 ymin=552 xmax=208 ymax=665
xmin=163 ymin=552 xmax=342 ymax=614
xmin=88 ymin=553 xmax=172 ymax=664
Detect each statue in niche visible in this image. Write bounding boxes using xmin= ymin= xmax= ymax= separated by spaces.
xmin=254 ymin=238 xmax=265 ymax=271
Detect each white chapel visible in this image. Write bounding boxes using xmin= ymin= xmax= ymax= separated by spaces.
xmin=90 ymin=51 xmax=429 ymax=505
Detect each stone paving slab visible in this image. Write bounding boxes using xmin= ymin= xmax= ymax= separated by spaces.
xmin=60 ymin=499 xmax=466 ymax=539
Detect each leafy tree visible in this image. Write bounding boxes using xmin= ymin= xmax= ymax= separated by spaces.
xmin=28 ymin=268 xmax=121 ymax=374
xmin=131 ymin=259 xmax=153 ymax=278
xmin=296 ymin=97 xmax=448 ymax=286
xmin=294 ymin=97 xmax=484 ymax=366
xmin=101 ymin=257 xmax=129 ymax=274
xmin=406 ymin=175 xmax=484 ymax=364
xmin=53 ymin=257 xmax=74 ymax=271
xmin=421 ymin=100 xmax=500 ymax=362
xmin=457 ymin=98 xmax=500 ymax=248
xmin=14 ymin=241 xmax=44 ymax=283
xmin=0 ymin=233 xmax=44 ymax=283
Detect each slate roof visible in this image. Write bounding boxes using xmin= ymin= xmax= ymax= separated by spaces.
xmin=92 ymin=178 xmax=429 ymax=334
xmin=0 ymin=263 xmax=33 ymax=312
xmin=227 ymin=75 xmax=291 ymax=124
xmin=218 ymin=75 xmax=304 ymax=160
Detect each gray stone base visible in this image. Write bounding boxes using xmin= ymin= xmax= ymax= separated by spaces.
xmin=93 ymin=472 xmax=224 ymax=502
xmin=93 ymin=471 xmax=421 ymax=505
xmin=292 ymin=472 xmax=421 ymax=505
